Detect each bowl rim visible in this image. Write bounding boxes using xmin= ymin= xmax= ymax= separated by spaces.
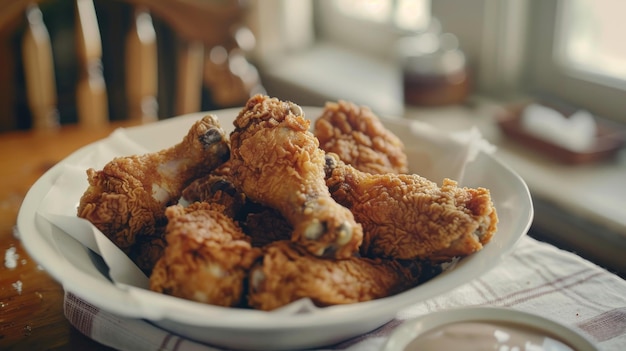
xmin=17 ymin=108 xmax=534 ymax=331
xmin=383 ymin=306 xmax=599 ymax=351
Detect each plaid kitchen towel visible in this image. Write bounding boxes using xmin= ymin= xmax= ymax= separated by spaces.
xmin=64 ymin=236 xmax=626 ymax=351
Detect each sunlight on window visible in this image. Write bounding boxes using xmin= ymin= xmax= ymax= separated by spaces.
xmin=394 ymin=0 xmax=430 ymax=32
xmin=335 ymin=0 xmax=391 ymax=22
xmin=557 ymin=0 xmax=626 ymax=82
xmin=335 ymin=0 xmax=429 ymax=31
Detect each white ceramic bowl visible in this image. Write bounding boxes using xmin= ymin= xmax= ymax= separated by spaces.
xmin=17 ymin=107 xmax=533 ymax=350
xmin=383 ymin=307 xmax=598 ymax=351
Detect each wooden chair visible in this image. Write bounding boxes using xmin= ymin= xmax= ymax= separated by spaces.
xmin=0 ymin=0 xmax=263 ymax=132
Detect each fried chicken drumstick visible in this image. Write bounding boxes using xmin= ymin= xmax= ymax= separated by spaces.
xmin=314 ymin=100 xmax=408 ymax=174
xmin=150 ymin=202 xmax=261 ymax=307
xmin=229 ymin=95 xmax=363 ymax=259
xmin=248 ymin=241 xmax=436 ymax=311
xmin=324 ymin=153 xmax=498 ymax=262
xmin=77 ymin=115 xmax=230 ymax=252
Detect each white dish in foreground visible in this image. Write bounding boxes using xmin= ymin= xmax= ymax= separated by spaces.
xmin=384 ymin=307 xmax=598 ymax=351
xmin=17 ymin=107 xmax=533 ymax=351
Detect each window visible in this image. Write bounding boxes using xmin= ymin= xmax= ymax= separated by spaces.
xmin=556 ymin=0 xmax=626 ymax=89
xmin=250 ymin=0 xmax=432 ymax=116
xmin=315 ymin=0 xmax=431 ymax=60
xmin=253 ymin=0 xmax=625 ymax=123
xmin=331 ymin=0 xmax=429 ymax=32
xmin=334 ymin=0 xmax=393 ymax=23
xmin=316 ymin=0 xmax=626 ymax=122
xmin=526 ymin=0 xmax=626 ymax=123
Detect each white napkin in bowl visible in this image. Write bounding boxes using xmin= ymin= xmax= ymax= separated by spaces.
xmin=379 ymin=117 xmax=496 ymax=185
xmin=36 ymin=128 xmax=152 ymax=290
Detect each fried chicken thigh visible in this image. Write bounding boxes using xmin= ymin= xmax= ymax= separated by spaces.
xmin=149 ymin=202 xmax=261 ymax=307
xmin=314 ymin=100 xmax=408 ymax=174
xmin=229 ymin=95 xmax=363 ymax=259
xmin=324 ymin=153 xmax=498 ymax=262
xmin=77 ymin=115 xmax=230 ymax=251
xmin=248 ymin=241 xmax=435 ymax=311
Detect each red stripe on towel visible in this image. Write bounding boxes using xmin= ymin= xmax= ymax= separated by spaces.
xmin=64 ymin=291 xmax=99 ymax=337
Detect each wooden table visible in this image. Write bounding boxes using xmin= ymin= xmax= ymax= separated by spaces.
xmin=0 ymin=122 xmax=141 ymax=350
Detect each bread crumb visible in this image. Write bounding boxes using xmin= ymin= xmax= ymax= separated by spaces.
xmin=4 ymin=246 xmax=18 ymax=269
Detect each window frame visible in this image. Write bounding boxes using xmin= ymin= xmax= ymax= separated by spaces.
xmin=524 ymin=0 xmax=626 ymax=123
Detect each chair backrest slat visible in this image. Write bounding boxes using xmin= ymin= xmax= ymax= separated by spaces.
xmin=22 ymin=4 xmax=58 ymax=130
xmin=125 ymin=7 xmax=158 ymax=123
xmin=0 ymin=0 xmax=262 ymax=133
xmin=75 ymin=0 xmax=108 ymax=128
xmin=175 ymin=40 xmax=204 ymax=116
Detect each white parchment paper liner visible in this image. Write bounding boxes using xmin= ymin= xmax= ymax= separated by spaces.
xmin=35 ymin=117 xmax=495 ymax=315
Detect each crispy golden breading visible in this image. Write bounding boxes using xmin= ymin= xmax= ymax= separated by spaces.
xmin=149 ymin=202 xmax=261 ymax=307
xmin=77 ymin=115 xmax=230 ymax=251
xmin=229 ymin=95 xmax=363 ymax=259
xmin=324 ymin=153 xmax=498 ymax=262
xmin=314 ymin=100 xmax=408 ymax=174
xmin=248 ymin=241 xmax=434 ymax=311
